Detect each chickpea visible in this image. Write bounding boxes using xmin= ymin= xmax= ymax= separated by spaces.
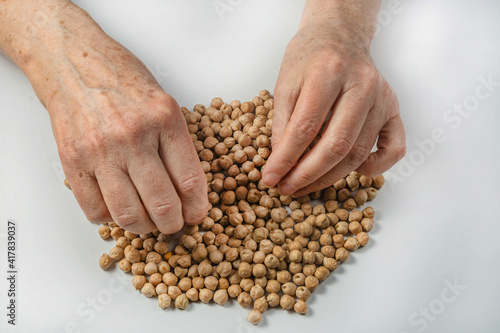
xmin=198 ymin=288 xmax=213 ymax=303
xmin=254 ymin=296 xmax=268 ymax=313
xmin=240 ymin=278 xmax=255 ymax=293
xmin=163 ymin=272 xmax=178 ymax=286
xmin=237 ymin=292 xmax=253 ymax=308
xmin=247 ymin=310 xmax=263 ymax=325
xmin=277 ymin=270 xmax=291 ymax=284
xmin=98 ymin=226 xmax=111 ymax=240
xmin=372 ymin=175 xmax=385 ymax=189
xmin=186 ymin=288 xmax=199 ymax=302
xmin=282 ymin=282 xmax=297 ymax=296
xmin=280 ymin=294 xmax=295 ymax=310
xmin=314 ymin=266 xmax=330 ymax=281
xmin=156 ymin=283 xmax=168 ymax=295
xmin=175 ymin=294 xmax=189 ymax=310
xmin=335 ymin=222 xmax=349 ymax=235
xmin=213 ymin=289 xmax=229 ymax=306
xmin=228 ymin=284 xmax=242 ymax=298
xmin=124 ymin=247 xmax=140 ymax=264
xmin=132 ymin=275 xmax=147 ymax=290
xmin=141 ymin=283 xmax=156 ymax=298
xmin=158 ymin=294 xmax=171 ymax=309
xmin=335 ymin=247 xmax=350 ymax=263
xmin=363 ymin=206 xmax=375 ymax=218
xmin=361 ymin=217 xmax=374 ymax=232
xmin=118 ymin=259 xmax=131 ymax=272
xmin=356 ymin=232 xmax=370 ymax=247
xmin=131 ymin=262 xmax=146 ymax=275
xmin=167 ymin=286 xmax=182 ymax=301
xmin=294 ymin=300 xmax=308 ymax=315
xmin=204 ymin=276 xmax=219 ymax=291
xmin=144 ymin=262 xmax=158 ymax=275
xmin=366 ymin=187 xmax=378 ymax=201
xmin=305 ymin=276 xmax=319 ymax=292
xmin=149 ymin=273 xmax=163 ymax=286
xmin=110 ymin=227 xmax=124 ymax=241
xmin=178 ymin=277 xmax=192 ymax=292
xmin=252 ymin=263 xmax=267 ymax=278
xmin=349 ymin=221 xmax=363 ymax=234
xmin=295 ymin=286 xmax=311 ymax=301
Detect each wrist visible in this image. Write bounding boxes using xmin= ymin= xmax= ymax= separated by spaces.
xmin=299 ymin=0 xmax=381 ymax=51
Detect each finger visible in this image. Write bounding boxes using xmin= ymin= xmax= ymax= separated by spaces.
xmin=159 ymin=109 xmax=209 ymax=225
xmin=67 ymin=171 xmax=112 ymax=223
xmin=96 ymin=167 xmax=156 ymax=234
xmin=270 ymin=74 xmax=300 ymax=151
xmin=278 ymin=89 xmax=373 ymax=195
xmin=263 ymin=77 xmax=341 ymax=188
xmin=292 ymin=111 xmax=383 ymax=197
xmin=356 ymin=114 xmax=406 ymax=177
xmin=128 ymin=154 xmax=184 ymax=234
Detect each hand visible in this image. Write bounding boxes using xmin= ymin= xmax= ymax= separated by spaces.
xmin=262 ymin=1 xmax=406 ymax=196
xmin=13 ymin=3 xmax=208 ymax=234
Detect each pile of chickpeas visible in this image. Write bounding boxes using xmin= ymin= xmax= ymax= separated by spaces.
xmin=94 ymin=91 xmax=385 ymax=325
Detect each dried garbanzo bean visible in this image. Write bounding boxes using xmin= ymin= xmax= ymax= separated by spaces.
xmin=175 ymin=294 xmax=189 ymax=310
xmin=158 ymin=294 xmax=171 ymax=309
xmin=92 ymin=92 xmax=385 ymax=323
xmin=247 ymin=310 xmax=263 ymax=325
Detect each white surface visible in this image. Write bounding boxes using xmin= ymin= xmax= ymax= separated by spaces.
xmin=1 ymin=1 xmax=500 ymax=332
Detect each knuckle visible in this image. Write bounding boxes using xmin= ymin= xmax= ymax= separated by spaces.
xmin=322 ymin=136 xmax=353 ymax=164
xmin=86 ymin=210 xmax=112 ymax=224
xmin=114 ymin=116 xmax=147 ymax=142
xmin=348 ymin=144 xmax=372 ymax=165
xmin=178 ymin=172 xmax=206 ymax=196
xmin=274 ymin=155 xmax=296 ymax=173
xmin=184 ymin=204 xmax=209 ymax=225
xmin=295 ymin=171 xmax=319 ymax=187
xmin=393 ymin=143 xmax=407 ymax=161
xmin=150 ymin=200 xmax=180 ymax=219
xmin=293 ymin=117 xmax=322 ymax=141
xmin=59 ymin=147 xmax=80 ymax=166
xmin=114 ymin=211 xmax=145 ymax=230
xmin=359 ymin=64 xmax=380 ymax=89
xmin=314 ymin=51 xmax=343 ymax=74
xmin=149 ymin=94 xmax=181 ymax=124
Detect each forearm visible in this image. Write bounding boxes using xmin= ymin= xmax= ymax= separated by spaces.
xmin=300 ymin=0 xmax=381 ymax=50
xmin=0 ymin=0 xmax=152 ymax=111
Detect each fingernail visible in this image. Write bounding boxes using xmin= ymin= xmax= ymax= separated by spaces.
xmin=262 ymin=173 xmax=281 ymax=187
xmin=279 ymin=182 xmax=297 ymax=196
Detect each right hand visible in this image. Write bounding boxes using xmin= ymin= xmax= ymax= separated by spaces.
xmin=26 ymin=7 xmax=208 ymax=234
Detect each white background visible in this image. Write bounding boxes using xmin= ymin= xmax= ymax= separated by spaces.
xmin=1 ymin=0 xmax=499 ymax=332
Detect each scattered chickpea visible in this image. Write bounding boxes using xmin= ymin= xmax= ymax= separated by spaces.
xmin=98 ymin=226 xmax=111 ymax=240
xmin=186 ymin=288 xmax=199 ymax=302
xmin=141 ymin=283 xmax=156 ymax=298
xmin=254 ymin=296 xmax=268 ymax=313
xmin=247 ymin=310 xmax=263 ymax=325
xmin=158 ymin=294 xmax=171 ymax=309
xmin=118 ymin=259 xmax=131 ymax=272
xmin=213 ymin=289 xmax=229 ymax=305
xmin=132 ymin=275 xmax=147 ymax=290
xmin=280 ymin=294 xmax=295 ymax=310
xmin=175 ymin=294 xmax=189 ymax=310
xmin=356 ymin=232 xmax=370 ymax=247
xmin=294 ymin=300 xmax=307 ymax=315
xmin=237 ymin=292 xmax=253 ymax=308
xmin=372 ymin=175 xmax=385 ymax=189
xmin=335 ymin=248 xmax=350 ymax=263
xmin=361 ymin=217 xmax=374 ymax=232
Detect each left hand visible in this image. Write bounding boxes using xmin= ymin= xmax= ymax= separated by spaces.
xmin=262 ymin=16 xmax=406 ymax=196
